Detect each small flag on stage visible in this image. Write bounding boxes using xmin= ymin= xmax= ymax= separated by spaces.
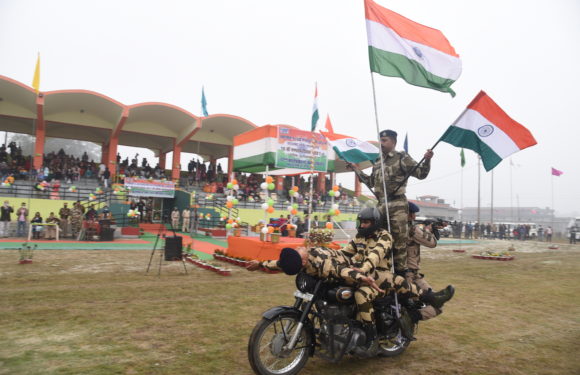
xmin=551 ymin=167 xmax=563 ymax=176
xmin=440 ymin=90 xmax=537 ymax=171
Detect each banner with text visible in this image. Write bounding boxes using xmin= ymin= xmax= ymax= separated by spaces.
xmin=275 ymin=126 xmax=329 ymax=172
xmin=124 ymin=178 xmax=175 ymax=198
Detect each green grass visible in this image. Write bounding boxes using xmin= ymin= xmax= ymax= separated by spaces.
xmin=1 ymin=243 xmax=579 ymax=375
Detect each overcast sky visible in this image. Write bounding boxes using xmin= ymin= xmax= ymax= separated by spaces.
xmin=1 ymin=0 xmax=579 ymax=216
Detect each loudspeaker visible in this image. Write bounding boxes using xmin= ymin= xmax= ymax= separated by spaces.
xmin=164 ymin=236 xmax=183 ymax=261
xmin=100 ymin=228 xmax=115 ymax=241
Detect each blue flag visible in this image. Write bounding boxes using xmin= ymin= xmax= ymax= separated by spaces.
xmin=403 ymin=133 xmax=408 ymax=153
xmin=201 ymin=86 xmax=208 ymax=117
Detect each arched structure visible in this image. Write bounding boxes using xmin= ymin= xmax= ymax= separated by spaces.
xmin=0 ymin=75 xmax=367 ymax=194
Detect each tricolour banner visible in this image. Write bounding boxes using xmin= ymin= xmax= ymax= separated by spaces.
xmin=275 ymin=126 xmax=328 ymax=172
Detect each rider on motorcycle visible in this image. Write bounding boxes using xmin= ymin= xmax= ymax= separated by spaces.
xmin=248 ymin=207 xmax=453 ymax=343
xmin=406 ymin=202 xmax=455 ymax=322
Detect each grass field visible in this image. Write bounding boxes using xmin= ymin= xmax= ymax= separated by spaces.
xmin=1 ymin=240 xmax=579 ymax=375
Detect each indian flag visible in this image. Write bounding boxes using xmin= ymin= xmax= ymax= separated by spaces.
xmin=321 ymin=131 xmax=379 ymax=164
xmin=440 ymin=91 xmax=537 ymax=171
xmin=311 ymin=84 xmax=319 ymax=131
xmin=365 ymin=0 xmax=461 ymax=96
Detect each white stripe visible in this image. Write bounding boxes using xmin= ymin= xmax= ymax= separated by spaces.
xmin=234 ymin=136 xmax=335 ymax=160
xmin=331 ymin=138 xmax=378 ymax=154
xmin=234 ymin=137 xmax=276 ymax=160
xmin=366 ymin=19 xmax=461 ymax=81
xmin=453 ymin=109 xmax=520 ymax=158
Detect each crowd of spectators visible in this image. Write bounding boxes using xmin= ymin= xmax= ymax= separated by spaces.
xmin=448 ymin=221 xmax=552 ymax=241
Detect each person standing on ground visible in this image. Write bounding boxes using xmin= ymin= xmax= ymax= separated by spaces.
xmin=182 ymin=207 xmax=191 ymax=232
xmin=348 ymin=129 xmax=433 ymax=273
xmin=171 ymin=207 xmax=180 ymax=230
xmin=0 ymin=200 xmax=13 ymax=237
xmin=71 ymin=202 xmax=83 ymax=239
xmin=546 ymin=226 xmax=553 ymax=242
xmin=59 ymin=202 xmax=71 ymax=238
xmin=16 ymin=202 xmax=28 ymax=237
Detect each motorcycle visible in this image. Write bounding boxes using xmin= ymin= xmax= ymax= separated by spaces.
xmin=247 ymin=271 xmax=421 ymax=375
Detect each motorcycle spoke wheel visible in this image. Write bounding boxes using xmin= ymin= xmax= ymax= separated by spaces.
xmin=248 ymin=315 xmax=310 ymax=375
xmin=377 ymin=329 xmax=410 ymax=357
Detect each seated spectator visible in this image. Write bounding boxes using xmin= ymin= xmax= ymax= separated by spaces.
xmin=45 ymin=212 xmax=60 ymax=240
xmin=31 ymin=212 xmax=43 ymax=239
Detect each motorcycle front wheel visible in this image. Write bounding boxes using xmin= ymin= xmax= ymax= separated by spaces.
xmin=377 ymin=329 xmax=411 ymax=357
xmin=248 ymin=313 xmax=311 ymax=375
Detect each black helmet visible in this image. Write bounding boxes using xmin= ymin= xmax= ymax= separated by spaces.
xmin=356 ymin=207 xmax=382 ymax=237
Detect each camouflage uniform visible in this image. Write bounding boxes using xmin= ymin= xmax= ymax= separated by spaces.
xmin=341 ymin=228 xmax=417 ymax=323
xmin=59 ymin=206 xmax=71 ymax=238
xmin=406 ymin=223 xmax=441 ymax=320
xmin=261 ymin=230 xmax=420 ymax=324
xmin=71 ymin=206 xmax=83 ymax=239
xmin=359 ymin=151 xmax=430 ymax=271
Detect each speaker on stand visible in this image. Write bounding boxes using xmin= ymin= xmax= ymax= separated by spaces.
xmin=164 ymin=236 xmax=183 ymax=261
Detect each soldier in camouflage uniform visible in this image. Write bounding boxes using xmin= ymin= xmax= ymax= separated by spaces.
xmin=70 ymin=202 xmax=84 ymax=239
xmin=406 ymin=202 xmax=455 ymax=321
xmin=248 ymin=208 xmax=453 ymax=343
xmin=349 ymin=129 xmax=433 ymax=273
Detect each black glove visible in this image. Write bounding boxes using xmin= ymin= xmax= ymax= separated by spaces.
xmin=395 ymin=268 xmax=409 ymax=277
xmin=432 ymin=227 xmax=441 ymax=240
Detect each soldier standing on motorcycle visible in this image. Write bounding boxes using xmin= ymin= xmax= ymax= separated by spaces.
xmin=406 ymin=202 xmax=455 ymax=322
xmin=347 ymin=129 xmax=433 ymax=275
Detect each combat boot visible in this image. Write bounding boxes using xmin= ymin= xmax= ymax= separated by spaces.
xmin=420 ymin=285 xmax=455 ymax=309
xmin=398 ymin=307 xmax=417 ymax=340
xmin=362 ymin=323 xmax=377 ymax=348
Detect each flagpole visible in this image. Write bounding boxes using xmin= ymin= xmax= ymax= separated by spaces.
xmin=369 ymin=70 xmax=402 ymax=316
xmin=477 ymin=155 xmax=481 ymax=235
xmin=460 ymin=162 xmax=464 ymax=243
xmin=510 ymin=159 xmax=513 ymax=221
xmin=491 ymin=169 xmax=494 ymax=226
xmin=551 ymin=172 xmax=554 ymax=230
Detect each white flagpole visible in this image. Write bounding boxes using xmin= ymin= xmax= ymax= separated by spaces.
xmin=491 ymin=169 xmax=494 ymax=226
xmin=477 ymin=156 xmax=481 ymax=237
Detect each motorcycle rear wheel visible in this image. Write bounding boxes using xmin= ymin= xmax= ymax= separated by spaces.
xmin=377 ymin=330 xmax=411 ymax=357
xmin=248 ymin=313 xmax=311 ymax=375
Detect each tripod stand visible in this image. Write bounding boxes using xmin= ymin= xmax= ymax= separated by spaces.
xmin=145 ymin=216 xmax=188 ymax=276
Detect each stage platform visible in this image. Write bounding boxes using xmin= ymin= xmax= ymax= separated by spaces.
xmin=226 ymin=236 xmax=341 ymax=261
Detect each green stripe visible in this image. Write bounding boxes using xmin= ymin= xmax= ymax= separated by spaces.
xmin=233 ymin=152 xmax=277 ymax=172
xmin=369 ymin=46 xmax=456 ymax=97
xmin=311 ymin=110 xmax=319 ymax=131
xmin=335 ymin=147 xmax=378 ymax=164
xmin=440 ymin=126 xmax=502 ymax=171
xmin=234 ymin=152 xmax=334 ymax=173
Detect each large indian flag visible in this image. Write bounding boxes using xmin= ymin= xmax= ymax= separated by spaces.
xmin=321 ymin=131 xmax=379 ymax=164
xmin=440 ymin=91 xmax=537 ymax=171
xmin=365 ymin=0 xmax=461 ymax=96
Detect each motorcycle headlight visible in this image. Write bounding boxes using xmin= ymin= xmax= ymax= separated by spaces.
xmin=295 ymin=271 xmax=317 ymax=293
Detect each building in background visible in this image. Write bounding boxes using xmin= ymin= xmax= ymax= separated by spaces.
xmin=410 ymin=195 xmax=458 ymax=221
